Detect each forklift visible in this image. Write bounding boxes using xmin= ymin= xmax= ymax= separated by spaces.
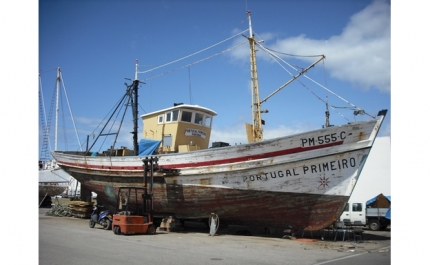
xmin=112 ymin=157 xmax=158 ymax=235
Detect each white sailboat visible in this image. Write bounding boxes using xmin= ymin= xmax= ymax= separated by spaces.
xmin=39 ymin=67 xmax=81 ymax=200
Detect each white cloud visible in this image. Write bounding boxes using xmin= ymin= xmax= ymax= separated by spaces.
xmin=325 ymin=0 xmax=390 ymax=92
xmin=210 ymin=123 xmax=248 ymax=146
xmin=231 ymin=0 xmax=391 ymax=93
xmin=263 ymin=124 xmax=314 ymax=140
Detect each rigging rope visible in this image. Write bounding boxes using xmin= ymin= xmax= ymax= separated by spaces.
xmin=263 ymin=46 xmax=324 ymax=58
xmin=259 ymin=48 xmax=351 ymax=121
xmin=84 ymin=83 xmax=136 ymax=154
xmin=60 ymin=94 xmax=68 ymax=150
xmin=59 ymin=72 xmax=83 ymax=150
xmin=256 ymin=42 xmax=375 ymax=119
xmin=143 ymin=41 xmax=248 ymax=81
xmin=140 ymin=29 xmax=248 ymax=75
xmin=39 ymin=70 xmax=84 ymax=156
xmin=75 ymin=27 xmax=377 ymax=153
xmin=39 ymin=74 xmax=51 ymax=160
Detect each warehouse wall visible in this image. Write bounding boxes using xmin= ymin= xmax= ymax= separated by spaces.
xmin=349 ymin=136 xmax=391 ymax=203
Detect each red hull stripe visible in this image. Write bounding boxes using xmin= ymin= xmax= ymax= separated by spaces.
xmin=60 ymin=141 xmax=343 ymax=171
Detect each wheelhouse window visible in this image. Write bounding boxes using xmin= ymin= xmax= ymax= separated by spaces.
xmin=164 ymin=110 xmax=179 ymax=123
xmin=166 ymin=112 xmax=172 ymax=122
xmin=172 ymin=110 xmax=179 ymax=121
xmin=204 ymin=116 xmax=212 ymax=127
xmin=181 ymin=110 xmax=192 ymax=122
xmin=194 ymin=113 xmax=204 ymax=125
xmin=177 ymin=109 xmax=213 ymax=127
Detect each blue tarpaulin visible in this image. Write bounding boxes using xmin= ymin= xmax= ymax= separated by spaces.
xmin=366 ymin=194 xmax=391 ymax=220
xmin=385 ymin=208 xmax=391 ymax=220
xmin=138 ymin=139 xmax=161 ymax=156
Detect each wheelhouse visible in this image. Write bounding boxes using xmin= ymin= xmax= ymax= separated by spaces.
xmin=140 ymin=104 xmax=217 ymax=153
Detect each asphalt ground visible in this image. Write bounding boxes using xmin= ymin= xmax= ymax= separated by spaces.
xmin=37 ymin=207 xmax=392 ymax=265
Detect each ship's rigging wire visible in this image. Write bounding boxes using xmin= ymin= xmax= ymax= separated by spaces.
xmin=84 ymin=26 xmax=373 ymax=150
xmin=59 ymin=72 xmax=83 ymax=149
xmin=82 ymin=85 xmax=133 ymax=153
xmin=257 ymin=43 xmax=351 ymax=121
xmin=143 ymin=40 xmax=248 ymax=81
xmin=263 ymin=46 xmax=324 ymax=58
xmin=256 ymin=42 xmax=374 ymax=119
xmin=85 ymin=33 xmax=249 ymax=151
xmin=139 ymin=27 xmax=371 ymax=120
xmin=250 ymin=31 xmax=371 ymax=119
xmin=39 ymin=74 xmax=51 ymax=160
xmin=140 ymin=29 xmax=248 ymax=75
xmin=39 ymin=69 xmax=83 ymax=159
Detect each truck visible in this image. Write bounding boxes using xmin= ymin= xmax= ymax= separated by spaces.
xmin=339 ymin=193 xmax=391 ymax=231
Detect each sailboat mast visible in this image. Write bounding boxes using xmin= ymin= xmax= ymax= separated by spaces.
xmin=54 ymin=67 xmax=60 ymax=151
xmin=247 ymin=10 xmax=263 ymax=142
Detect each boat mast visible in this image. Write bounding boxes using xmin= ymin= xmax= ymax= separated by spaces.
xmin=325 ymin=96 xmax=331 ymax=128
xmin=247 ymin=10 xmax=264 ymax=142
xmin=54 ymin=67 xmax=60 ymax=151
xmin=131 ymin=59 xmax=148 ymax=155
xmin=132 ymin=60 xmax=140 ymax=155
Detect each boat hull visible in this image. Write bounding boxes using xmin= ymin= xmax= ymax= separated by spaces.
xmin=52 ymin=111 xmax=386 ymax=231
xmin=59 ymin=169 xmax=350 ymax=230
xmin=39 ymin=184 xmax=67 ymax=197
xmin=55 ymin=147 xmax=371 ymax=230
xmin=39 ymin=167 xmax=71 ymax=197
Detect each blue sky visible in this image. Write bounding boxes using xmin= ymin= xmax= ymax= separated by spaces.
xmin=37 ymin=0 xmax=391 ymax=155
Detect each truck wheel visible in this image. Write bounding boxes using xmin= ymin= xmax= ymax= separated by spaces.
xmin=369 ymin=220 xmax=380 ymax=231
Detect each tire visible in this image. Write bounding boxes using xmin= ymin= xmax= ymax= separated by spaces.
xmin=147 ymin=224 xmax=156 ymax=235
xmin=369 ymin=220 xmax=380 ymax=231
xmin=89 ymin=220 xmax=95 ymax=228
xmin=114 ymin=226 xmax=120 ymax=235
xmin=103 ymin=219 xmax=112 ymax=230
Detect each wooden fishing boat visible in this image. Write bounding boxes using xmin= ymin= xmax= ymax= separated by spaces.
xmin=51 ymin=11 xmax=387 ymax=231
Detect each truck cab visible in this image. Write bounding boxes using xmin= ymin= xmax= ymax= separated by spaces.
xmin=340 ymin=202 xmax=366 ymax=225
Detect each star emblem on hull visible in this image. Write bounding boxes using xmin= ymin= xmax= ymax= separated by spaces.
xmin=318 ymin=176 xmax=330 ymax=188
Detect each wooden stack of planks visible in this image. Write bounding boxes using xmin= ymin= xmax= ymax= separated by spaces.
xmin=68 ymin=201 xmax=93 ymax=219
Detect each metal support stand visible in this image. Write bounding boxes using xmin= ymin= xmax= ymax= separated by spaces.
xmin=209 ymin=213 xmax=219 ymax=236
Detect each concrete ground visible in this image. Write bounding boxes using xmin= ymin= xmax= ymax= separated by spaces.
xmin=179 ymin=219 xmax=391 ymax=253
xmin=38 ymin=207 xmax=391 ymax=265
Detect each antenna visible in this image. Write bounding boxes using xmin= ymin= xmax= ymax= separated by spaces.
xmin=188 ymin=66 xmax=193 ymax=104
